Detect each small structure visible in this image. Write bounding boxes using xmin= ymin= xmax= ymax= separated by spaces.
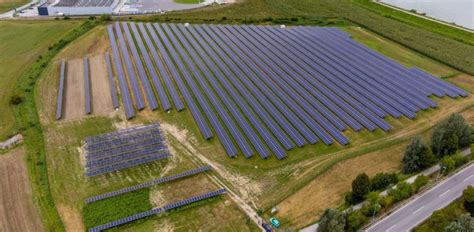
xmin=0 ymin=134 xmax=23 ymax=150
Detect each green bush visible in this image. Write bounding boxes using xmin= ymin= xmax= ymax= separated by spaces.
xmin=389 ymin=182 xmax=412 ymax=202
xmin=346 ymin=210 xmax=368 ymax=232
xmin=318 ymin=208 xmax=346 ymax=232
xmin=370 ymin=172 xmax=398 ymax=191
xmin=440 ymin=156 xmax=456 ymax=174
xmin=402 ymin=136 xmax=435 ymax=173
xmin=413 ymin=175 xmax=429 ymax=193
xmin=379 ymin=195 xmax=395 ymax=208
xmin=352 ymin=173 xmax=371 ymax=201
xmin=452 ymin=153 xmax=468 ymax=167
xmin=463 ymin=186 xmax=474 ymax=215
xmin=9 ymin=94 xmax=23 ymax=105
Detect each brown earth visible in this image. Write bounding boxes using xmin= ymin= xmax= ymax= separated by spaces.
xmin=63 ymin=58 xmax=85 ymax=121
xmin=89 ymin=55 xmax=113 ymax=115
xmin=56 ymin=204 xmax=84 ymax=232
xmin=0 ymin=148 xmax=44 ymax=232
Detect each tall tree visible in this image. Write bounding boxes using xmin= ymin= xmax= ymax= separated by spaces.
xmin=432 ymin=114 xmax=473 ymax=157
xmin=464 ymin=186 xmax=474 ymax=215
xmin=444 ymin=214 xmax=474 ymax=232
xmin=402 ymin=136 xmax=435 ymax=173
xmin=352 ymin=173 xmax=370 ymax=201
xmin=318 ymin=208 xmax=346 ymax=232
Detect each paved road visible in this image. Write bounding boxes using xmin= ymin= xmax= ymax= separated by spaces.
xmin=366 ymin=163 xmax=474 ymax=232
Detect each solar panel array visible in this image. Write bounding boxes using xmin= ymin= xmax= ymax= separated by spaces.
xmin=85 ymin=165 xmax=212 ymax=203
xmin=104 ymin=53 xmax=120 ymax=109
xmin=84 ymin=57 xmax=92 ymax=115
xmin=84 ymin=124 xmax=170 ymax=177
xmin=88 ymin=189 xmax=226 ymax=232
xmin=106 ymin=22 xmax=468 ymax=160
xmin=56 ymin=59 xmax=66 ymax=120
xmin=54 ymin=0 xmax=114 ymax=7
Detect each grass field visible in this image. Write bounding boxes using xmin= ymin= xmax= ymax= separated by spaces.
xmin=0 ymin=20 xmax=81 ymax=141
xmin=35 ymin=20 xmax=474 ymax=231
xmin=174 ymin=0 xmax=201 ymax=4
xmin=0 ymin=0 xmax=28 ymax=14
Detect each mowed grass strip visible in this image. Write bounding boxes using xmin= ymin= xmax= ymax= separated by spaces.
xmin=0 ymin=20 xmax=81 ymax=140
xmin=0 ymin=0 xmax=28 ymax=14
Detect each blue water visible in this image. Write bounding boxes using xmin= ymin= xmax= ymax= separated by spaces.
xmin=380 ymin=0 xmax=474 ymax=29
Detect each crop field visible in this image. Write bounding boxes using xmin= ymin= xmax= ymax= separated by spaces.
xmin=36 ymin=20 xmax=473 ymax=231
xmin=101 ymin=22 xmax=466 ymax=160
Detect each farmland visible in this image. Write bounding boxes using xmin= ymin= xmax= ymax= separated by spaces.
xmin=0 ymin=0 xmax=28 ymax=14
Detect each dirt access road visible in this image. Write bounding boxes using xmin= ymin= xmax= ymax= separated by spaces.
xmin=0 ymin=148 xmax=44 ymax=232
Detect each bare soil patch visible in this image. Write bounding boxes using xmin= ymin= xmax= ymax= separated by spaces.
xmin=0 ymin=148 xmax=44 ymax=232
xmin=89 ymin=55 xmax=113 ymax=115
xmin=448 ymin=74 xmax=474 ymax=93
xmin=56 ymin=204 xmax=84 ymax=232
xmin=276 ymin=142 xmax=405 ymax=228
xmin=63 ymin=58 xmax=85 ymax=121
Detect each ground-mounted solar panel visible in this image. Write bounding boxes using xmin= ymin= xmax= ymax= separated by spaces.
xmin=145 ymin=23 xmax=213 ymax=140
xmin=104 ymin=53 xmax=120 ymax=109
xmin=114 ymin=22 xmax=145 ymax=110
xmin=87 ymin=189 xmax=226 ymax=232
xmin=56 ymin=59 xmax=66 ymax=120
xmin=105 ymin=23 xmax=467 ymax=160
xmin=85 ymin=166 xmax=212 ymax=203
xmin=84 ymin=124 xmax=169 ymax=177
xmin=129 ymin=22 xmax=172 ymax=111
xmin=121 ymin=22 xmax=159 ymax=110
xmin=107 ymin=26 xmax=135 ymax=119
xmin=84 ymin=57 xmax=92 ymax=114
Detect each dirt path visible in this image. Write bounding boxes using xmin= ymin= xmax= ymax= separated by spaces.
xmin=64 ymin=58 xmax=85 ymax=120
xmin=0 ymin=148 xmax=44 ymax=232
xmin=90 ymin=55 xmax=113 ymax=115
xmin=160 ymin=123 xmax=265 ymax=231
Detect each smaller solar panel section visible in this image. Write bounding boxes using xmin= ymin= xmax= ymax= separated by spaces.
xmin=88 ymin=189 xmax=226 ymax=232
xmin=84 ymin=124 xmax=169 ymax=177
xmin=104 ymin=53 xmax=120 ymax=109
xmin=85 ymin=166 xmax=212 ymax=203
xmin=84 ymin=57 xmax=92 ymax=114
xmin=56 ymin=59 xmax=66 ymax=120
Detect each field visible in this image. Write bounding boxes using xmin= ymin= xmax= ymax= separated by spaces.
xmin=33 ymin=17 xmax=473 ymax=231
xmin=0 ymin=148 xmax=44 ymax=232
xmin=0 ymin=0 xmax=28 ymax=14
xmin=0 ymin=20 xmax=81 ymax=140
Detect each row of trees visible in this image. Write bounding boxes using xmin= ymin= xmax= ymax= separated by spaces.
xmin=402 ymin=114 xmax=473 ymax=173
xmin=345 ymin=172 xmax=398 ymax=205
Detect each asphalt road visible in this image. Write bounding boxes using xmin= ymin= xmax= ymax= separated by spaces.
xmin=366 ymin=163 xmax=474 ymax=232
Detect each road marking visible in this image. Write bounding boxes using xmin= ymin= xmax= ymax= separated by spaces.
xmin=439 ymin=189 xmax=451 ymax=198
xmin=412 ymin=206 xmax=425 ymax=215
xmin=463 ymin=175 xmax=474 ymax=182
xmin=386 ymin=224 xmax=397 ymax=232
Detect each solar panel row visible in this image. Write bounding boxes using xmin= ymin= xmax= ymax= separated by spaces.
xmin=85 ymin=166 xmax=212 ymax=203
xmin=104 ymin=53 xmax=120 ymax=109
xmin=107 ymin=26 xmax=135 ymax=119
xmin=106 ymin=23 xmax=468 ymax=160
xmin=85 ymin=124 xmax=160 ymax=144
xmin=84 ymin=57 xmax=92 ymax=115
xmin=56 ymin=59 xmax=66 ymax=120
xmin=88 ymin=189 xmax=226 ymax=232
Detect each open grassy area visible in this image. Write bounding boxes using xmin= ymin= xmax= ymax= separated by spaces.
xmin=135 ymin=0 xmax=474 ymax=75
xmin=0 ymin=0 xmax=28 ymax=14
xmin=0 ymin=20 xmax=81 ymax=140
xmin=174 ymin=0 xmax=201 ymax=4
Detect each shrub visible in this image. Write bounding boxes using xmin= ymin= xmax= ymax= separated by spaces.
xmin=432 ymin=114 xmax=472 ymax=157
xmin=9 ymin=94 xmax=23 ymax=105
xmin=345 ymin=192 xmax=360 ymax=205
xmin=346 ymin=211 xmax=368 ymax=232
xmin=389 ymin=182 xmax=412 ymax=202
xmin=318 ymin=208 xmax=346 ymax=232
xmin=352 ymin=173 xmax=370 ymax=201
xmin=379 ymin=195 xmax=395 ymax=208
xmin=440 ymin=156 xmax=456 ymax=174
xmin=413 ymin=175 xmax=429 ymax=193
xmin=100 ymin=14 xmax=111 ymax=21
xmin=371 ymin=172 xmax=398 ymax=191
xmin=463 ymin=186 xmax=474 ymax=214
xmin=452 ymin=153 xmax=468 ymax=167
xmin=444 ymin=214 xmax=474 ymax=232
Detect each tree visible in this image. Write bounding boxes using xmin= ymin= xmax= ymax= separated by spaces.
xmin=413 ymin=175 xmax=429 ymax=193
xmin=362 ymin=191 xmax=381 ymax=217
xmin=318 ymin=208 xmax=346 ymax=232
xmin=444 ymin=214 xmax=474 ymax=232
xmin=402 ymin=136 xmax=435 ymax=173
xmin=352 ymin=173 xmax=371 ymax=201
xmin=389 ymin=181 xmax=412 ymax=202
xmin=370 ymin=172 xmax=398 ymax=191
xmin=432 ymin=114 xmax=472 ymax=157
xmin=9 ymin=94 xmax=23 ymax=105
xmin=464 ymin=186 xmax=474 ymax=215
xmin=452 ymin=153 xmax=468 ymax=167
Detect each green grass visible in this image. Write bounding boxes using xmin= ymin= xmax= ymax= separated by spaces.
xmin=0 ymin=20 xmax=81 ymax=140
xmin=173 ymin=0 xmax=201 ymax=4
xmin=83 ymin=189 xmax=152 ymax=229
xmin=0 ymin=0 xmax=27 ymax=14
xmin=11 ymin=20 xmax=98 ymax=231
xmin=135 ymin=0 xmax=474 ymax=75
